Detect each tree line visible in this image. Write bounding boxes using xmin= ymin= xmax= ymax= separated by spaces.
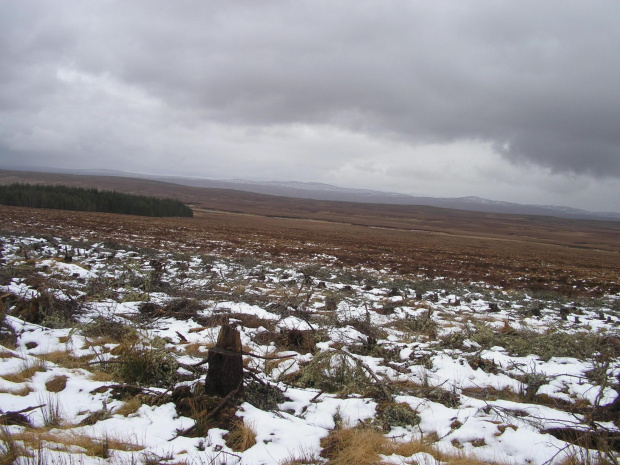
xmin=0 ymin=183 xmax=193 ymax=218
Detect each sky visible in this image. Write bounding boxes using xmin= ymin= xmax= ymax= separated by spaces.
xmin=1 ymin=1 xmax=619 ymax=212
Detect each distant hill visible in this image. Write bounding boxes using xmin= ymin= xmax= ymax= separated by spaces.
xmin=1 ymin=166 xmax=619 ymax=222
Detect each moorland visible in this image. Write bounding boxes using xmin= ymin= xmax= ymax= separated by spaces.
xmin=1 ymin=169 xmax=619 ymax=465
xmin=1 ymin=169 xmax=618 ymax=297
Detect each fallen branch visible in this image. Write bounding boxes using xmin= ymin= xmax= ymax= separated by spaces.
xmin=190 ymin=347 xmax=296 ymax=367
xmin=0 ymin=404 xmax=45 ymax=427
xmin=178 ymin=362 xmax=207 ymax=374
xmin=4 ymin=404 xmax=46 ymax=415
xmin=337 ymin=350 xmax=392 ymax=401
xmin=244 ymin=368 xmax=268 ymax=386
xmin=86 ymin=359 xmax=124 ymax=366
xmin=310 ymin=390 xmax=325 ymax=403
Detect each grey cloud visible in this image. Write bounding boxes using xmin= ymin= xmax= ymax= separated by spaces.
xmin=1 ymin=1 xmax=620 ymax=177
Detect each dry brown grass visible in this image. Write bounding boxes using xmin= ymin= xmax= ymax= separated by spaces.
xmin=227 ymin=313 xmax=278 ymax=331
xmin=393 ymin=440 xmax=440 ymax=458
xmin=37 ymin=350 xmax=95 ymax=369
xmin=44 ymin=375 xmax=68 ymax=393
xmin=115 ymin=397 xmax=143 ymax=416
xmin=444 ymin=458 xmax=505 ymax=465
xmin=461 ymin=386 xmax=522 ymax=403
xmin=0 ymin=426 xmax=27 ymax=465
xmin=0 ymin=384 xmax=32 ymax=396
xmin=1 ymin=359 xmax=46 ymax=383
xmin=555 ymin=453 xmax=616 ymax=465
xmin=319 ymin=427 xmax=509 ymax=465
xmin=183 ymin=342 xmax=213 ymax=358
xmin=279 ymin=449 xmax=323 ymax=465
xmin=82 ymin=336 xmax=121 ymax=350
xmin=265 ymin=355 xmax=288 ymax=375
xmin=1 ymin=180 xmax=618 ymax=297
xmin=320 ymin=427 xmax=390 ymax=465
xmin=11 ymin=429 xmax=144 ymax=458
xmin=225 ymin=419 xmax=257 ymax=452
xmin=89 ymin=370 xmax=116 ymax=382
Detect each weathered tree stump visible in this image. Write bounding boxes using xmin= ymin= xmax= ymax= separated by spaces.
xmin=204 ymin=323 xmax=244 ymax=397
xmin=324 ymin=297 xmax=338 ymax=311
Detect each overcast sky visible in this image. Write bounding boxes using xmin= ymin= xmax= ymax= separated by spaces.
xmin=1 ymin=1 xmax=619 ymax=212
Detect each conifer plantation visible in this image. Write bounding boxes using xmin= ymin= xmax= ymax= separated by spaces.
xmin=0 ymin=183 xmax=193 ymax=217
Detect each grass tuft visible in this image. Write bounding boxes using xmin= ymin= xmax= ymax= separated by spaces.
xmin=0 ymin=426 xmax=26 ymax=465
xmin=81 ymin=316 xmax=137 ymax=342
xmin=115 ymin=397 xmax=144 ymax=417
xmin=37 ymin=350 xmax=95 ymax=370
xmin=224 ymin=419 xmax=257 ymax=452
xmin=1 ymin=358 xmax=47 ymax=383
xmin=279 ymin=447 xmax=323 ymax=465
xmin=296 ymin=351 xmax=374 ymax=396
xmin=111 ymin=341 xmax=178 ymax=388
xmin=320 ymin=426 xmax=508 ymax=465
xmin=320 ymin=426 xmax=388 ymax=465
xmin=9 ymin=429 xmax=144 ymax=458
xmin=39 ymin=393 xmax=63 ymax=427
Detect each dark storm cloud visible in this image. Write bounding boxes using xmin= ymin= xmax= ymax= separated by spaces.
xmin=1 ymin=1 xmax=619 ymax=176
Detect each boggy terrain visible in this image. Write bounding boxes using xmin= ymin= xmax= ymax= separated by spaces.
xmin=0 ymin=174 xmax=620 ymax=464
xmin=0 ymin=225 xmax=619 ymax=464
xmin=0 ymin=199 xmax=618 ymax=297
xmin=1 ymin=169 xmax=619 ymax=298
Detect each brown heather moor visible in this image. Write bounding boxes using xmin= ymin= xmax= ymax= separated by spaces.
xmin=0 ymin=171 xmax=618 ymax=296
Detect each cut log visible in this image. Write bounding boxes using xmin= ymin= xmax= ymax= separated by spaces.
xmin=204 ymin=323 xmax=244 ymax=397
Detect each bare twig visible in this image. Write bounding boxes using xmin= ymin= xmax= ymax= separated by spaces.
xmin=191 ymin=347 xmax=297 ymax=366
xmin=336 ymin=349 xmax=392 ymax=401
xmin=2 ymin=404 xmax=45 ymax=415
xmin=310 ymin=390 xmax=325 ymax=403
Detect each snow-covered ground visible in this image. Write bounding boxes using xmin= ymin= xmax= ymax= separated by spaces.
xmin=1 ymin=232 xmax=619 ymax=464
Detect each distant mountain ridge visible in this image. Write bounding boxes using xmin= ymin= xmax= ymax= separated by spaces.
xmin=146 ymin=175 xmax=620 ymax=221
xmin=3 ymin=166 xmax=619 ymax=221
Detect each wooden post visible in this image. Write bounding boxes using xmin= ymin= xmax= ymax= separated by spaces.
xmin=204 ymin=323 xmax=243 ymax=397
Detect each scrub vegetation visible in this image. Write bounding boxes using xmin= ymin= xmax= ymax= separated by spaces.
xmin=0 ymin=198 xmax=619 ymax=464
